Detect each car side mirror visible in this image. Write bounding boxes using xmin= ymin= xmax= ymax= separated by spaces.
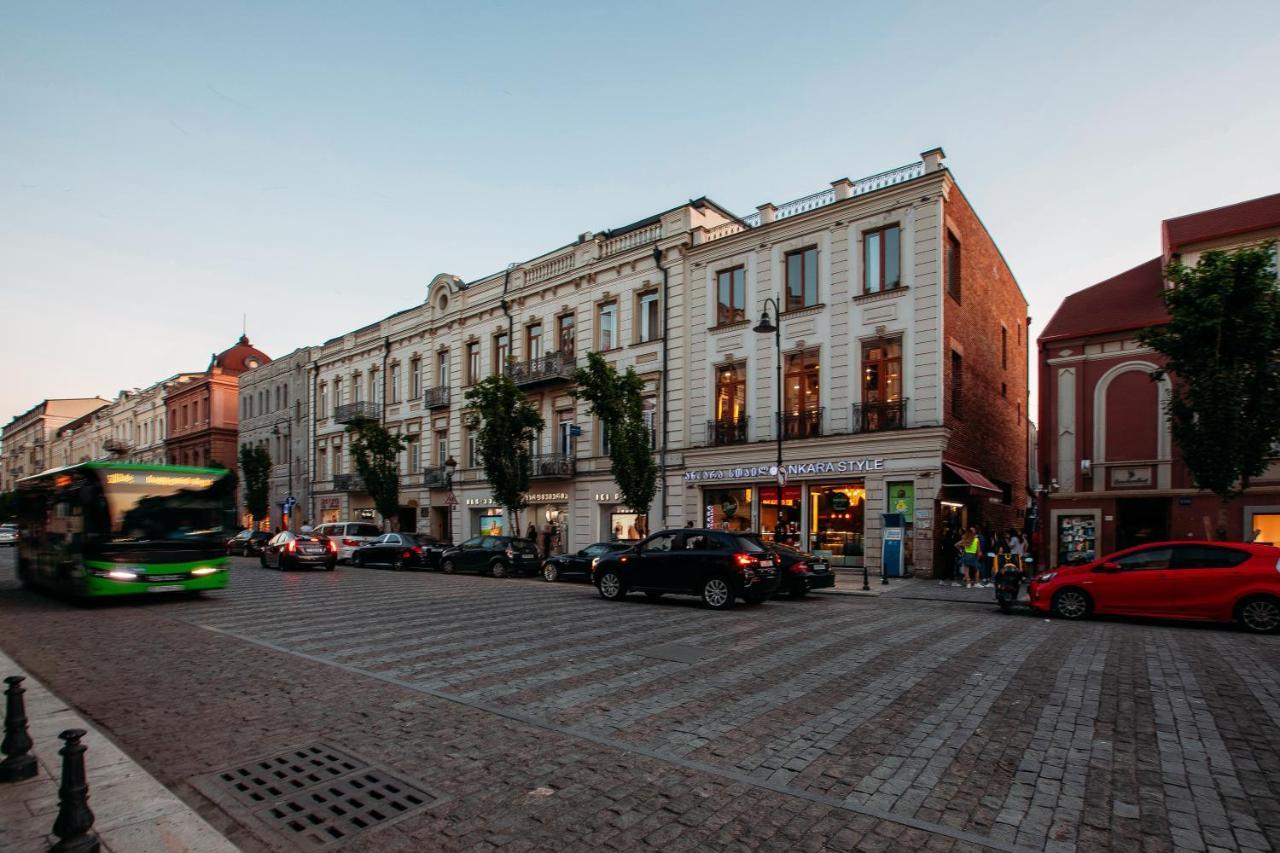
xmin=1095 ymin=562 xmax=1121 ymax=573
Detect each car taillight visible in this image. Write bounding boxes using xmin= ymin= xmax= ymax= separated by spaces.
xmin=343 ymin=538 xmax=358 ymax=547
xmin=733 ymin=552 xmax=756 ymax=570
xmin=403 ymin=550 xmax=412 ymax=560
xmin=287 ymin=540 xmax=296 ymax=553
xmin=326 ymin=539 xmax=337 ymax=553
xmin=412 ymin=546 xmax=423 ymax=554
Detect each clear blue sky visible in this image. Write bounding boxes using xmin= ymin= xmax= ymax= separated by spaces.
xmin=3 ymin=1 xmax=1279 ymax=424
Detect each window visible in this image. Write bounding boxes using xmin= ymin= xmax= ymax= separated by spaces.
xmin=333 ymin=441 xmax=343 ymax=475
xmin=641 ymin=533 xmax=676 ymax=553
xmin=863 ymin=225 xmax=901 ymax=294
xmin=715 ymin=266 xmax=746 ymax=325
xmin=1001 ymin=326 xmax=1008 ymax=370
xmin=557 ymin=314 xmax=575 ymax=356
xmin=784 ymin=247 xmax=819 ymax=311
xmin=643 ymin=397 xmax=657 ymax=449
xmin=406 ymin=434 xmax=419 ymax=472
xmin=637 ymin=291 xmax=660 ymax=342
xmin=437 ymin=350 xmax=449 ymax=387
xmin=950 ymin=351 xmax=963 ymax=417
xmin=946 ymin=231 xmax=961 ymax=301
xmin=466 ymin=429 xmax=478 ymax=467
xmin=598 ymin=302 xmax=617 ymax=351
xmin=784 ymin=348 xmax=821 ymax=413
xmin=352 ymin=374 xmax=362 ymax=402
xmin=389 ymin=362 xmax=402 ymax=403
xmin=1171 ymin=545 xmax=1250 ymax=569
xmin=494 ymin=331 xmax=509 ymax=374
xmin=333 ymin=377 xmax=342 ymax=408
xmin=368 ymin=368 xmax=379 ymax=405
xmin=861 ymin=340 xmax=902 ymax=404
xmin=558 ymin=411 xmax=574 ymax=456
xmin=715 ymin=362 xmax=746 ymax=422
xmin=435 ymin=430 xmax=448 ymax=466
xmin=1114 ymin=548 xmax=1173 ymax=570
xmin=526 ymin=323 xmax=542 ymax=361
xmin=410 ymin=358 xmax=422 ymax=399
xmin=275 ymin=386 xmax=281 ymax=411
xmin=466 ymin=342 xmax=480 ymax=384
xmin=600 ymin=417 xmax=611 ymax=456
xmin=282 ymin=385 xmax=288 ymax=408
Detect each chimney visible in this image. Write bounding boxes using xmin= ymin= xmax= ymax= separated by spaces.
xmin=831 ymin=178 xmax=854 ymax=201
xmin=756 ymin=203 xmax=777 ymax=225
xmin=920 ymin=147 xmax=946 ymax=173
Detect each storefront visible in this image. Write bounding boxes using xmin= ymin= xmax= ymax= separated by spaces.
xmin=595 ymin=492 xmax=649 ymax=544
xmin=318 ymin=497 xmax=342 ymax=524
xmin=526 ymin=490 xmax=570 ymax=554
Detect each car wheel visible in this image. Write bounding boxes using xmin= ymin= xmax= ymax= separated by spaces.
xmin=543 ymin=562 xmax=559 ymax=582
xmin=491 ymin=560 xmax=510 ymax=579
xmin=352 ymin=553 xmax=363 ymax=568
xmin=644 ymin=591 xmax=664 ymax=600
xmin=701 ymin=576 xmax=735 ymax=610
xmin=1052 ymin=588 xmax=1091 ymax=620
xmin=442 ymin=559 xmax=456 ymax=574
xmin=392 ymin=555 xmax=405 ymax=571
xmin=1236 ymin=595 xmax=1280 ymax=634
xmin=597 ymin=570 xmax=625 ymax=601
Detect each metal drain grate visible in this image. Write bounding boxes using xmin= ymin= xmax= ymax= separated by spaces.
xmin=194 ymin=743 xmax=445 ymax=850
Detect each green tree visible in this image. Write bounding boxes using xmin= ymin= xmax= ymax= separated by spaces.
xmin=573 ymin=351 xmax=658 ymax=522
xmin=345 ymin=417 xmax=408 ymax=530
xmin=1138 ymin=241 xmax=1280 ymax=507
xmin=464 ymin=374 xmax=544 ymax=533
xmin=238 ymin=446 xmax=272 ymax=528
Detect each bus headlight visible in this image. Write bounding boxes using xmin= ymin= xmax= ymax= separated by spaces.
xmin=107 ymin=569 xmax=138 ymax=581
xmin=191 ymin=566 xmax=219 ymax=576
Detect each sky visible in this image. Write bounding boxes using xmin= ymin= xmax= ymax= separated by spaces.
xmin=3 ymin=1 xmax=1279 ymax=426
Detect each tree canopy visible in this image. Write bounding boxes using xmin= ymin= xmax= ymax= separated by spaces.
xmin=1138 ymin=241 xmax=1280 ymax=502
xmin=238 ymin=445 xmax=272 ymax=526
xmin=573 ymin=351 xmax=658 ymax=520
xmin=464 ymin=373 xmax=544 ymax=530
xmin=345 ymin=417 xmax=408 ymax=530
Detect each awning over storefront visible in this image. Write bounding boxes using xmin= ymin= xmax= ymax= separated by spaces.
xmin=942 ymin=461 xmax=1001 ymax=493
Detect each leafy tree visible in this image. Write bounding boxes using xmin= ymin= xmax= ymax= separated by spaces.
xmin=1138 ymin=241 xmax=1280 ymax=505
xmin=464 ymin=374 xmax=544 ymax=533
xmin=238 ymin=446 xmax=272 ymax=528
xmin=573 ymin=351 xmax=658 ymax=523
xmin=345 ymin=417 xmax=408 ymax=531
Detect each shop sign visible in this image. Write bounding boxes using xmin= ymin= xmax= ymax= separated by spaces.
xmin=830 ymin=492 xmax=850 ymax=512
xmin=465 ymin=497 xmax=496 ymax=506
xmin=1110 ymin=466 xmax=1153 ymax=488
xmin=888 ymin=482 xmax=915 ymax=516
xmin=683 ymin=458 xmax=885 ymax=483
xmin=320 ymin=498 xmax=340 ymax=510
xmin=526 ymin=491 xmax=569 ymax=502
xmin=594 ymin=492 xmax=623 ymax=502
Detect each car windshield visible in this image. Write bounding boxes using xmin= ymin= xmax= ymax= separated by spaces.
xmin=351 ymin=524 xmax=381 ymax=537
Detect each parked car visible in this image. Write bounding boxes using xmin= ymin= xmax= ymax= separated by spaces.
xmin=311 ymin=521 xmax=383 ymax=563
xmin=591 ymin=528 xmax=780 ymax=609
xmin=260 ymin=531 xmax=337 ymax=571
xmin=439 ymin=536 xmax=541 ymax=578
xmin=225 ymin=529 xmax=271 ymax=557
xmin=741 ymin=534 xmax=835 ymax=598
xmin=542 ymin=541 xmax=631 ymax=582
xmin=351 ymin=533 xmax=442 ymax=570
xmin=0 ymin=523 xmax=18 ymax=547
xmin=1028 ymin=541 xmax=1280 ymax=633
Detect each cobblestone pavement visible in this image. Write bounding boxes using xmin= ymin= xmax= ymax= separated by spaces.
xmin=1 ymin=552 xmax=1278 ymax=852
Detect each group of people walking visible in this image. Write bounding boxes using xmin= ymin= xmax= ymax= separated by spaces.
xmin=940 ymin=526 xmax=1030 ymax=588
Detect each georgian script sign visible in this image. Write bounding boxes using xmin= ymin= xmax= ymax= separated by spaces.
xmin=683 ymin=458 xmax=886 ymax=483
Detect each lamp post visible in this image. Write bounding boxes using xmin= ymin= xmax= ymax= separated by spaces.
xmin=443 ymin=455 xmax=457 ymax=544
xmin=272 ymin=421 xmax=292 ymax=530
xmin=753 ymin=298 xmax=784 ymax=543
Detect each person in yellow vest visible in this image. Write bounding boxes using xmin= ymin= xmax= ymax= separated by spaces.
xmin=958 ymin=526 xmax=981 ymax=588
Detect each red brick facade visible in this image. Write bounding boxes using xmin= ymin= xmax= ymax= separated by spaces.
xmin=941 ymin=185 xmax=1030 ymax=533
xmin=164 ymin=336 xmax=269 ymax=470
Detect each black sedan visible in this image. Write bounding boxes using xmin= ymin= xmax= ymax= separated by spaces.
xmin=260 ymin=531 xmax=337 ymax=571
xmin=351 ymin=533 xmax=441 ymax=570
xmin=542 ymin=541 xmax=632 ymax=582
xmin=439 ymin=536 xmax=541 ymax=578
xmin=226 ymin=529 xmax=271 ymax=557
xmin=742 ymin=535 xmax=836 ymax=598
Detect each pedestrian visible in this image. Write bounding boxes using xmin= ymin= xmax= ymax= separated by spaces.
xmin=1008 ymin=528 xmax=1025 ymax=571
xmin=939 ymin=525 xmax=959 ymax=586
xmin=959 ymin=526 xmax=980 ymax=588
xmin=685 ymin=520 xmax=694 ymax=528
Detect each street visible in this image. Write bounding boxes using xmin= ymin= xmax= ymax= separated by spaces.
xmin=1 ymin=551 xmax=1278 ymax=853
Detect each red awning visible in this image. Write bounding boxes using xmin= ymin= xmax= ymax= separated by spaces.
xmin=943 ymin=462 xmax=1001 ymax=493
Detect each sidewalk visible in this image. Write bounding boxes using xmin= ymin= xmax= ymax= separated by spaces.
xmin=0 ymin=649 xmax=236 ymax=853
xmin=816 ymin=572 xmax=1031 ymax=605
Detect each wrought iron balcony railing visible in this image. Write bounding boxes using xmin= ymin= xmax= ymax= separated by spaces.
xmin=423 ymin=386 xmax=450 ymax=409
xmin=507 ymin=351 xmax=576 ymax=387
xmin=333 ymin=473 xmax=366 ymax=492
xmin=707 ymin=417 xmax=749 ymax=447
xmin=334 ymin=401 xmax=379 ymax=423
xmin=422 ymin=466 xmax=450 ymax=488
xmin=780 ymin=407 xmax=825 ymax=440
xmin=851 ymin=399 xmax=908 ymax=433
xmin=530 ymin=453 xmax=575 ymax=479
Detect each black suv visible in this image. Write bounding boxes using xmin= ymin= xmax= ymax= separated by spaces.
xmin=741 ymin=535 xmax=836 ymax=598
xmin=591 ymin=528 xmax=780 ymax=609
xmin=439 ymin=535 xmax=541 ymax=578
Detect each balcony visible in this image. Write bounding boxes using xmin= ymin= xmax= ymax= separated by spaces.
xmin=103 ymin=438 xmax=132 ymax=455
xmin=422 ymin=466 xmax=450 ymax=488
xmin=507 ymin=352 xmax=576 ymax=388
xmin=423 ymin=386 xmax=450 ymax=409
xmin=780 ymin=408 xmax=825 ymax=440
xmin=707 ymin=417 xmax=749 ymax=447
xmin=333 ymin=473 xmax=366 ymax=492
xmin=530 ymin=453 xmax=574 ymax=479
xmin=334 ymin=401 xmax=379 ymax=423
xmin=851 ymin=399 xmax=908 ymax=433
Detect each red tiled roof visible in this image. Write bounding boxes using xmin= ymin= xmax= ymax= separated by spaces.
xmin=1162 ymin=192 xmax=1280 ymax=252
xmin=1039 ymin=257 xmax=1167 ymax=342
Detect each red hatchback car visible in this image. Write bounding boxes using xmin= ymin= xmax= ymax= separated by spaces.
xmin=1029 ymin=541 xmax=1280 ymax=633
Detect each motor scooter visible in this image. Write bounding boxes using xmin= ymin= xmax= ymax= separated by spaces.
xmin=994 ymin=563 xmax=1022 ymax=612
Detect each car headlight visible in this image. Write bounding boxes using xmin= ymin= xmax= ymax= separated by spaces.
xmin=1035 ymin=572 xmax=1057 ymax=583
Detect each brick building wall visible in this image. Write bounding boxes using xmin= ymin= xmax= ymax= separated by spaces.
xmin=941 ymin=184 xmax=1029 ymax=531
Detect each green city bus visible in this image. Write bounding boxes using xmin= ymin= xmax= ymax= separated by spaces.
xmin=15 ymin=462 xmax=235 ymax=598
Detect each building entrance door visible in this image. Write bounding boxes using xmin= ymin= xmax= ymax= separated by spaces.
xmin=1116 ymin=498 xmax=1170 ymax=551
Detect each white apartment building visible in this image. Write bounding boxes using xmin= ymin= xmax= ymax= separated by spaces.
xmin=47 ymin=375 xmax=201 ymax=470
xmin=284 ymin=149 xmax=1029 ymax=575
xmin=238 ymin=347 xmax=314 ymax=530
xmin=1 ymin=398 xmax=110 ymax=490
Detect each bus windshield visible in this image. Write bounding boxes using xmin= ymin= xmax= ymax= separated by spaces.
xmin=95 ymin=469 xmax=236 ymax=546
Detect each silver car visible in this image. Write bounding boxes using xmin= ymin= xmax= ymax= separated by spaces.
xmin=311 ymin=521 xmax=382 ymax=563
xmin=0 ymin=525 xmax=17 ymax=547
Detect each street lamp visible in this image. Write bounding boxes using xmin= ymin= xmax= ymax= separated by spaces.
xmin=753 ymin=298 xmax=784 ymax=543
xmin=443 ymin=455 xmax=457 ymax=544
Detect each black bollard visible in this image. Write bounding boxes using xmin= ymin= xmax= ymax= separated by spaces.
xmin=1 ymin=675 xmax=38 ymax=782
xmin=51 ymin=729 xmax=99 ymax=853
xmin=861 ymin=561 xmax=870 ymax=592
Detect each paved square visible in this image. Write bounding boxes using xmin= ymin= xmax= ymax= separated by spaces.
xmin=1 ymin=552 xmax=1278 ymax=852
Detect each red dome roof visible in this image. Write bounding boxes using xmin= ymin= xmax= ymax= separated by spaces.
xmin=212 ymin=335 xmax=270 ymax=375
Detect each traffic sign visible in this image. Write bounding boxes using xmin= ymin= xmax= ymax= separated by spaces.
xmin=568 ymin=424 xmax=583 ymax=437
xmin=445 ymin=491 xmax=458 ymax=508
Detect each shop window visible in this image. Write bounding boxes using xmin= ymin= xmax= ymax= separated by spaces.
xmin=1057 ymin=515 xmax=1097 ymax=566
xmin=705 ymin=487 xmax=755 ymax=533
xmin=609 ymin=511 xmax=647 ymax=541
xmin=760 ymin=485 xmax=801 ymax=544
xmin=809 ymin=484 xmax=866 ymax=567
